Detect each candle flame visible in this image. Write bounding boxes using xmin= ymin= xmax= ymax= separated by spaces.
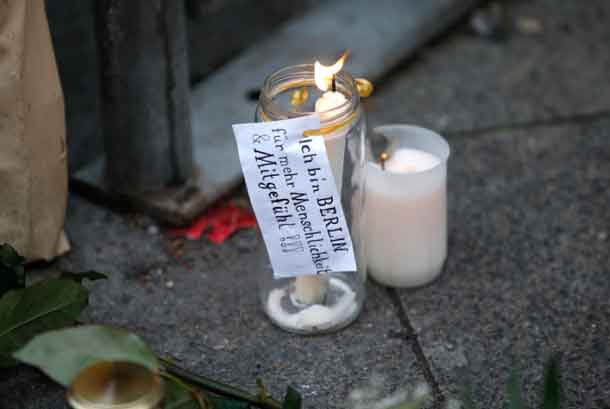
xmin=314 ymin=50 xmax=350 ymax=91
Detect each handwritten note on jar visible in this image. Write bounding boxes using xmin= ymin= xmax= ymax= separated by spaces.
xmin=233 ymin=115 xmax=357 ymax=279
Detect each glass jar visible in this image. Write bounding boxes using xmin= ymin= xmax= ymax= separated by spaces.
xmin=67 ymin=361 xmax=164 ymax=409
xmin=254 ymin=64 xmax=368 ymax=334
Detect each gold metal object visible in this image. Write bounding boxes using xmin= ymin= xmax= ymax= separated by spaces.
xmin=355 ymin=78 xmax=373 ymax=98
xmin=259 ymin=109 xmax=358 ymax=137
xmin=290 ymin=87 xmax=309 ymax=107
xmin=379 ymin=152 xmax=389 ymax=170
xmin=302 ymin=111 xmax=359 ymax=137
xmin=67 ymin=361 xmax=164 ymax=409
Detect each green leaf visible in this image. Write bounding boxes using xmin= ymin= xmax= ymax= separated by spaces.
xmin=387 ymin=400 xmax=426 ymax=409
xmin=462 ymin=384 xmax=478 ymax=409
xmin=162 ymin=359 xmax=280 ymax=409
xmin=0 ymin=278 xmax=88 ymax=367
xmin=256 ymin=378 xmax=269 ymax=402
xmin=165 ymin=376 xmax=203 ymax=409
xmin=208 ymin=396 xmax=250 ymax=409
xmin=281 ymin=386 xmax=302 ymax=409
xmin=0 ymin=244 xmax=26 ymax=297
xmin=507 ymin=367 xmax=525 ymax=409
xmin=60 ymin=270 xmax=108 ymax=283
xmin=540 ymin=356 xmax=561 ymax=409
xmin=13 ymin=325 xmax=159 ymax=386
xmin=164 ymin=374 xmax=249 ymax=409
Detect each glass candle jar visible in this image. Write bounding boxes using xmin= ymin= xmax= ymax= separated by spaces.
xmin=254 ymin=64 xmax=368 ymax=334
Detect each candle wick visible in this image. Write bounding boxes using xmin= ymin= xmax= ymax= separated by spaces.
xmin=380 ymin=152 xmax=389 ymax=171
xmin=331 ymin=75 xmax=336 ymax=92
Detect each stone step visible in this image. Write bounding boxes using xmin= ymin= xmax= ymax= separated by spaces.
xmin=73 ymin=0 xmax=481 ymax=225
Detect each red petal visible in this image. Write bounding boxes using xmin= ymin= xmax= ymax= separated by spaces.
xmin=166 ymin=202 xmax=257 ymax=244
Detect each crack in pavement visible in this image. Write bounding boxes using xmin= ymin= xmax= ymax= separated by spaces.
xmin=386 ymin=288 xmax=446 ymax=409
xmin=445 ymin=110 xmax=610 ymax=139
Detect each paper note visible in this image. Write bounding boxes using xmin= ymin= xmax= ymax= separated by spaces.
xmin=233 ymin=115 xmax=357 ymax=278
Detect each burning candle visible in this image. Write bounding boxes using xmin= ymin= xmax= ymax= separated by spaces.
xmin=365 ymin=125 xmax=450 ymax=288
xmin=292 ymin=52 xmax=350 ymax=306
xmin=312 ymin=51 xmax=350 ymax=191
xmin=255 ymin=54 xmax=370 ymax=334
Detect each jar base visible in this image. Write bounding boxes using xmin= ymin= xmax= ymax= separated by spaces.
xmin=264 ymin=277 xmax=362 ymax=334
xmin=368 ymin=263 xmax=445 ymax=289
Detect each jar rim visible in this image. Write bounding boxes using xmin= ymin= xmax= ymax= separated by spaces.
xmin=258 ymin=64 xmax=360 ymax=126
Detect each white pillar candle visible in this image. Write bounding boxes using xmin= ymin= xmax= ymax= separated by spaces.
xmin=293 ymin=89 xmax=347 ymax=305
xmin=365 ymin=125 xmax=450 ymax=288
xmin=314 ymin=90 xmax=347 ymax=190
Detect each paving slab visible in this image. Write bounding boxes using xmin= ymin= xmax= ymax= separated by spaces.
xmin=393 ymin=118 xmax=610 ymax=408
xmin=0 ymin=196 xmax=425 ymax=409
xmin=360 ymin=2 xmax=610 ymax=405
xmin=365 ymin=0 xmax=610 ymax=134
xmin=0 ymin=366 xmax=64 ymax=409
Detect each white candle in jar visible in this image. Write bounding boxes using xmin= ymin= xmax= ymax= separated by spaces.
xmin=365 ymin=125 xmax=450 ymax=288
xmin=292 ymin=87 xmax=347 ymax=305
xmin=314 ymin=90 xmax=347 ymax=190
